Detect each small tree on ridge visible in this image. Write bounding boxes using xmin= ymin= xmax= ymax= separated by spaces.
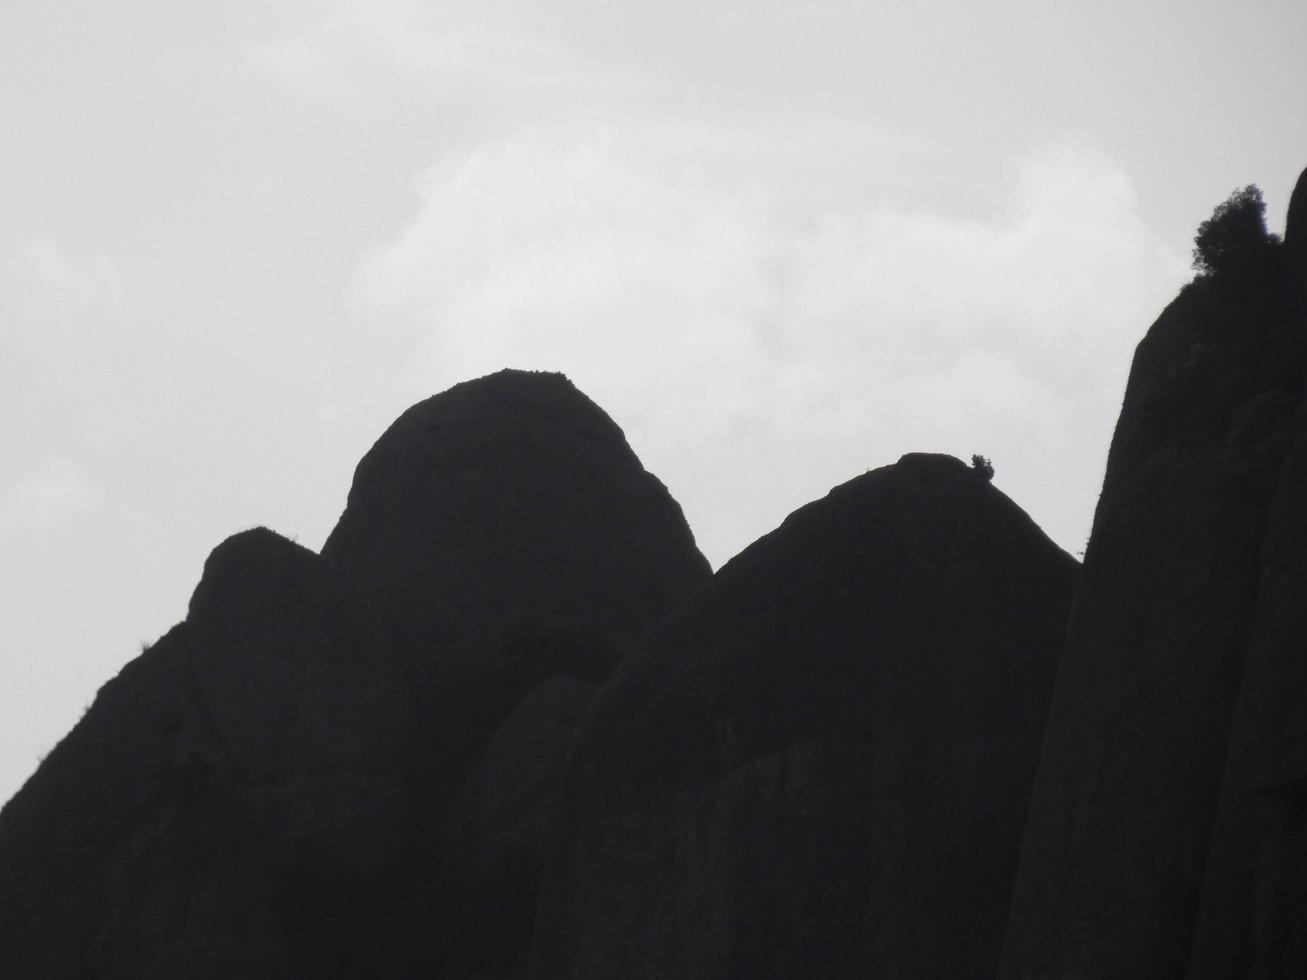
xmin=1192 ymin=184 xmax=1276 ymax=278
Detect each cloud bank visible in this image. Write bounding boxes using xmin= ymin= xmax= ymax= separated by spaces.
xmin=361 ymin=125 xmax=1188 ymax=563
xmin=0 ymin=458 xmax=103 ymax=544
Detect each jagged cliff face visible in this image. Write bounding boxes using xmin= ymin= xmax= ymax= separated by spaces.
xmin=1000 ymin=172 xmax=1307 ymax=980
xmin=533 ymin=454 xmax=1078 ymax=980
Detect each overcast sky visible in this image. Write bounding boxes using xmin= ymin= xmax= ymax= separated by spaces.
xmin=3 ymin=0 xmax=1305 ymax=805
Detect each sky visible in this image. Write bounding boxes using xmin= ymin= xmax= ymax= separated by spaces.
xmin=3 ymin=0 xmax=1306 ymax=806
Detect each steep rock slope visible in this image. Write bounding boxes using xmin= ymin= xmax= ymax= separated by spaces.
xmin=1000 ymin=178 xmax=1307 ymax=980
xmin=322 ymin=369 xmax=709 ymax=737
xmin=532 ymin=454 xmax=1078 ymax=980
xmin=0 ymin=529 xmax=416 ymax=979
xmin=1288 ymin=164 xmax=1307 ymax=248
xmin=1188 ymin=422 xmax=1307 ymax=978
xmin=0 ymin=370 xmax=711 ymax=979
xmin=319 ymin=368 xmax=713 ymax=976
xmin=1184 ymin=165 xmax=1307 ymax=979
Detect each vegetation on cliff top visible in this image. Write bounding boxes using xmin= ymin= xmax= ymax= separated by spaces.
xmin=1192 ymin=184 xmax=1280 ymax=279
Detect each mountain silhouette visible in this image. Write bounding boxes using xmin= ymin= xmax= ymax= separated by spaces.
xmin=0 ymin=370 xmax=710 ymax=978
xmin=533 ymin=452 xmax=1077 ymax=979
xmin=2 ymin=170 xmax=1306 ymax=979
xmin=1001 ymin=166 xmax=1307 ymax=980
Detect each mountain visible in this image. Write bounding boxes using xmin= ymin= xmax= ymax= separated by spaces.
xmin=0 ymin=528 xmax=411 ymax=978
xmin=533 ymin=453 xmax=1077 ymax=979
xmin=2 ymin=168 xmax=1306 ymax=980
xmin=0 ymin=370 xmax=710 ymax=979
xmin=1000 ymin=168 xmax=1307 ymax=979
xmin=316 ymin=368 xmax=712 ymax=976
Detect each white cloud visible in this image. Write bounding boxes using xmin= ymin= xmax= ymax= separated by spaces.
xmin=358 ymin=125 xmax=1187 ymax=566
xmin=14 ymin=240 xmax=121 ymax=320
xmin=24 ymin=240 xmax=118 ymax=298
xmin=245 ymin=0 xmax=645 ymax=111
xmin=1 ymin=458 xmax=104 ymax=541
xmin=0 ymin=240 xmax=131 ymax=413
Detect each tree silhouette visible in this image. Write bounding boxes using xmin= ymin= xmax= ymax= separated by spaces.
xmin=1192 ymin=185 xmax=1276 ymax=278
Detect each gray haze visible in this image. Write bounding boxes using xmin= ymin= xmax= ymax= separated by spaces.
xmin=3 ymin=0 xmax=1306 ymax=805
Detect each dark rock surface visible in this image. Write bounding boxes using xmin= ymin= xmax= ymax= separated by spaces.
xmin=8 ymin=177 xmax=1307 ymax=980
xmin=1186 ymin=421 xmax=1307 ymax=979
xmin=320 ymin=369 xmax=710 ymax=797
xmin=0 ymin=528 xmax=416 ymax=979
xmin=999 ymin=190 xmax=1307 ymax=980
xmin=1287 ymin=164 xmax=1307 ymax=249
xmin=0 ymin=370 xmax=711 ymax=979
xmin=533 ymin=453 xmax=1078 ymax=980
xmin=321 ymin=369 xmax=712 ymax=976
xmin=322 ymin=368 xmax=709 ymax=680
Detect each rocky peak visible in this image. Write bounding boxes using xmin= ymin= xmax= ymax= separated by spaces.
xmin=187 ymin=527 xmax=323 ymax=636
xmin=1287 ymin=163 xmax=1307 ymax=249
xmin=535 ymin=452 xmax=1078 ymax=980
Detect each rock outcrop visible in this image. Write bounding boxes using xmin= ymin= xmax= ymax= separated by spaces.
xmin=0 ymin=528 xmax=417 ymax=978
xmin=0 ymin=370 xmax=712 ymax=979
xmin=321 ymin=369 xmax=712 ymax=976
xmin=1287 ymin=164 xmax=1307 ymax=250
xmin=6 ymin=173 xmax=1307 ymax=980
xmin=1183 ymin=177 xmax=1307 ymax=977
xmin=321 ymin=368 xmax=710 ymax=756
xmin=533 ymin=453 xmax=1078 ymax=980
xmin=1186 ymin=423 xmax=1307 ymax=978
xmin=1000 ymin=184 xmax=1307 ymax=980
